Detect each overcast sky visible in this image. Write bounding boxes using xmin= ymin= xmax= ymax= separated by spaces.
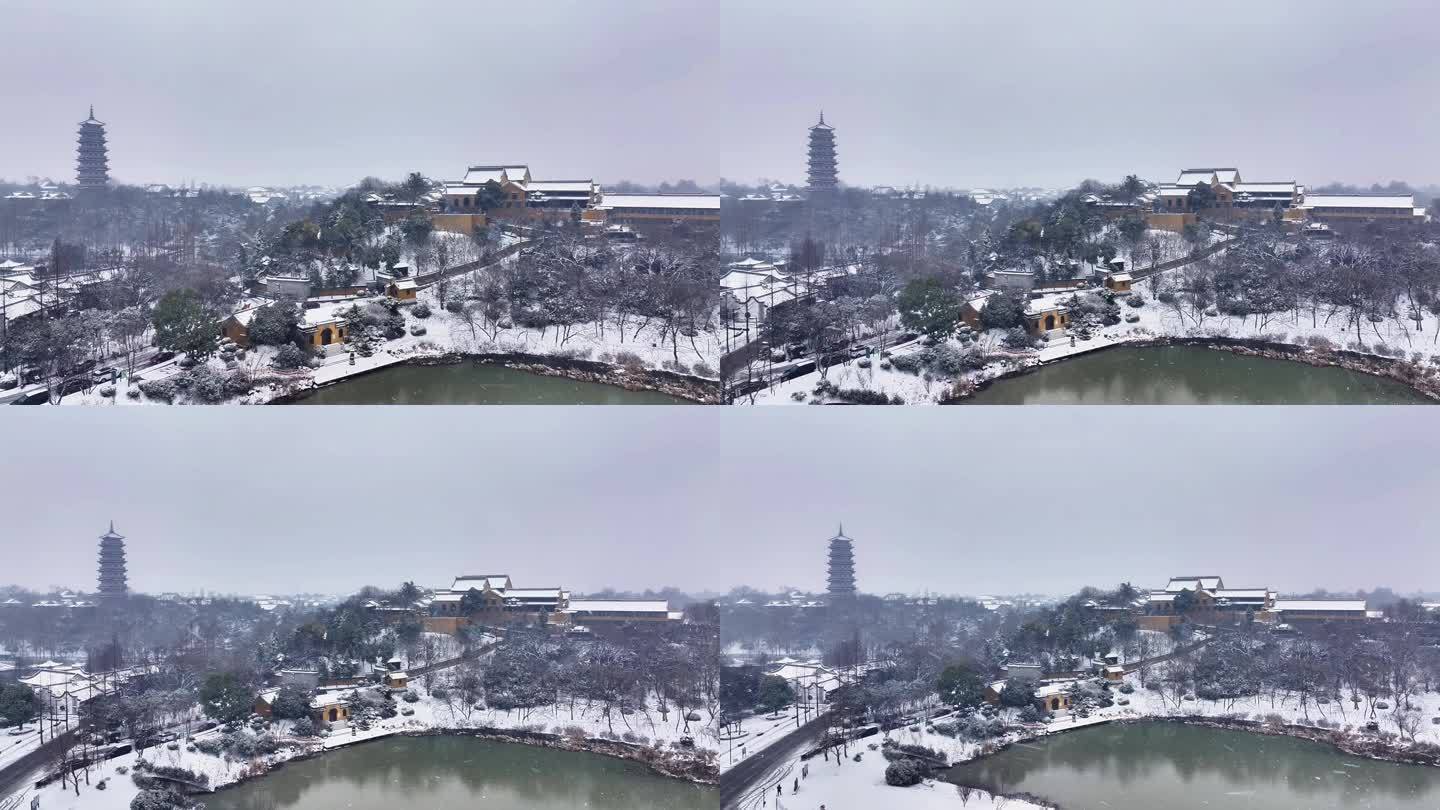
xmin=719 ymin=0 xmax=1440 ymax=189
xmin=1 ymin=0 xmax=719 ymax=188
xmin=1 ymin=408 xmax=1436 ymax=599
xmin=0 ymin=409 xmax=725 ymax=596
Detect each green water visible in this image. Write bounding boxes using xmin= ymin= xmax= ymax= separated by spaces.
xmin=965 ymin=345 xmax=1431 ymax=404
xmin=947 ymin=722 xmax=1440 ymax=809
xmin=290 ymin=363 xmax=695 ymax=404
xmin=202 ymin=736 xmax=716 ymax=810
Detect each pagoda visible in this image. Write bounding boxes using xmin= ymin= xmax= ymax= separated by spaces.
xmin=806 ymin=112 xmax=838 ymax=199
xmin=826 ymin=524 xmax=856 ymax=599
xmin=76 ymin=106 xmax=110 ymax=192
xmin=97 ymin=521 xmax=128 ymax=601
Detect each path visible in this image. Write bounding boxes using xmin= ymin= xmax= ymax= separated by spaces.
xmin=720 ymin=713 xmax=829 ymax=810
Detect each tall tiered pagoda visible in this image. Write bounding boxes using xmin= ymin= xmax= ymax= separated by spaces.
xmin=806 ymin=112 xmax=838 ymax=199
xmin=97 ymin=521 xmax=128 ymax=601
xmin=826 ymin=524 xmax=856 ymax=599
xmin=76 ymin=106 xmax=110 ymax=192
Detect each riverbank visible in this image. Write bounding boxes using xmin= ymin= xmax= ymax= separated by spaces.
xmin=952 ymin=336 xmax=1440 ymax=403
xmin=276 ymin=351 xmax=717 ymax=404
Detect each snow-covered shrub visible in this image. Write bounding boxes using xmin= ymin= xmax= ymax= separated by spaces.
xmin=1124 ymin=313 xmax=1140 ymax=323
xmin=126 ymin=386 xmax=141 ymax=399
xmin=409 ymin=324 xmax=427 ymax=336
xmin=272 ymin=344 xmax=312 ymax=369
xmin=445 ymin=300 xmax=463 ymax=313
xmin=1119 ymin=683 xmax=1134 ymax=694
xmin=1305 ymin=335 xmax=1333 ymax=350
xmin=194 ymin=736 xmax=225 ymax=755
xmin=129 ymin=789 xmax=194 ymax=810
xmin=292 ymin=717 xmax=316 ymax=737
xmin=613 ymin=351 xmax=645 ymax=371
xmin=177 ymin=355 xmax=197 ymax=369
xmin=790 ymin=392 xmax=806 ymax=401
xmin=884 ymin=759 xmax=924 ymax=787
xmin=402 ymin=690 xmax=420 ymax=704
xmin=1002 ymin=327 xmax=1035 ymax=350
xmin=411 ymin=303 xmax=432 ymax=319
xmin=879 ymin=360 xmax=892 ymax=370
xmin=99 ymin=384 xmax=116 ymax=398
xmin=1125 ymin=294 xmax=1145 ymax=308
xmin=189 ymin=367 xmax=227 ymax=403
xmin=692 ymin=361 xmax=714 ymax=377
xmin=138 ymin=378 xmax=178 ymax=403
xmin=856 ymin=358 xmax=871 ymax=368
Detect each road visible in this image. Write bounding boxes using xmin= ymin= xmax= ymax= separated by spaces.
xmin=720 ymin=713 xmax=829 ymax=810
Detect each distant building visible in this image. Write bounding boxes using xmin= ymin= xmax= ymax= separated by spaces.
xmin=76 ymin=107 xmax=110 ymax=192
xmin=806 ymin=113 xmax=838 ymax=200
xmin=97 ymin=522 xmax=128 ymax=601
xmin=826 ymin=525 xmax=856 ymax=599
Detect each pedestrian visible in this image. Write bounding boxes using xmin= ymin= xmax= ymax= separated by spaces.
xmin=777 ymin=783 xmax=783 ymax=798
xmin=802 ymin=763 xmax=809 ymax=779
xmin=1070 ymin=335 xmax=1076 ymax=347
xmin=793 ymin=777 xmax=799 ymax=793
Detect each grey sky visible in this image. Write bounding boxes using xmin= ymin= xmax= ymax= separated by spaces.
xmin=719 ymin=0 xmax=1440 ymax=189
xmin=2 ymin=408 xmax=1435 ymax=599
xmin=1 ymin=0 xmax=718 ymax=188
xmin=713 ymin=408 xmax=1436 ymax=598
xmin=0 ymin=408 xmax=724 ymax=596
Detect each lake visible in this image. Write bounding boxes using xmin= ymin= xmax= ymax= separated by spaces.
xmin=946 ymin=721 xmax=1440 ymax=809
xmin=290 ymin=363 xmax=696 ymax=405
xmin=965 ymin=345 xmax=1431 ymax=404
xmin=202 ymin=735 xmax=716 ymax=810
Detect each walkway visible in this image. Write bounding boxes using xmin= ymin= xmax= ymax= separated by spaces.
xmin=720 ymin=713 xmax=830 ymax=810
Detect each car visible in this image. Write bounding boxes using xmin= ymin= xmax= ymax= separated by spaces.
xmin=92 ymin=366 xmax=117 ymax=383
xmin=152 ymin=351 xmax=176 ymax=364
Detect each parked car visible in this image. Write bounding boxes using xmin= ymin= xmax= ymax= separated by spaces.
xmin=92 ymin=366 xmax=117 ymax=383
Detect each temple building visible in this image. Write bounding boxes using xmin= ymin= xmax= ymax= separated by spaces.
xmin=806 ymin=113 xmax=838 ymax=199
xmin=76 ymin=107 xmax=110 ymax=192
xmin=97 ymin=522 xmax=128 ymax=601
xmin=826 ymin=525 xmax=856 ymax=599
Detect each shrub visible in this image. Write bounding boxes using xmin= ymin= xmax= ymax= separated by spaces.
xmin=272 ymin=344 xmax=312 ymax=370
xmin=411 ymin=303 xmax=432 ymax=318
xmin=445 ymin=300 xmax=463 ymax=313
xmin=884 ymin=759 xmax=924 ymax=787
xmin=1305 ymin=335 xmax=1334 ymax=350
xmin=833 ymin=388 xmax=898 ymax=405
xmin=188 ymin=368 xmax=227 ymax=403
xmin=1119 ymin=683 xmax=1135 ymax=694
xmin=99 ymin=385 xmax=116 ymax=398
xmin=292 ymin=717 xmax=315 ymax=737
xmin=139 ymin=378 xmax=179 ymax=402
xmin=126 ymin=387 xmax=141 ymax=399
xmin=130 ymin=789 xmax=193 ymax=810
xmin=856 ymin=358 xmax=871 ymax=368
xmin=1125 ymin=294 xmax=1145 ymax=308
xmin=409 ymin=324 xmax=427 ymax=336
xmin=692 ymin=361 xmax=714 ymax=377
xmin=1002 ymin=327 xmax=1035 ymax=350
xmin=613 ymin=351 xmax=646 ymax=371
xmin=1124 ymin=313 xmax=1140 ymax=323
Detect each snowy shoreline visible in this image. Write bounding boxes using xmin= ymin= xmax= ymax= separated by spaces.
xmin=948 ymin=335 xmax=1440 ymax=402
xmin=271 ymin=350 xmax=718 ymax=404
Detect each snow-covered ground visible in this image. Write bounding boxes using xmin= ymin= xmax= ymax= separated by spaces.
xmin=5 ymin=674 xmax=717 ymax=810
xmin=56 ymin=258 xmax=720 ymax=405
xmin=744 ymin=267 xmax=1440 ymax=405
xmin=719 ymin=710 xmax=811 ymax=774
xmin=740 ymin=721 xmax=1044 ymax=810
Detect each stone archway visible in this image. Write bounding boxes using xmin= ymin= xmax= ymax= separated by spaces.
xmin=320 ymin=328 xmax=333 ymax=346
xmin=1050 ymin=698 xmax=1060 ymax=711
xmin=329 ymin=708 xmax=338 ymax=722
xmin=1044 ymin=315 xmax=1055 ymax=331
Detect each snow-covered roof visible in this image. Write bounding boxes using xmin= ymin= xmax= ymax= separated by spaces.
xmin=1176 ymin=168 xmax=1240 ymax=186
xmin=1166 ymin=576 xmax=1223 ymax=592
xmin=1302 ymin=194 xmax=1415 ymax=210
xmin=527 ymin=180 xmax=593 ymax=194
xmin=451 ymin=575 xmax=511 ymax=591
xmin=1157 ymin=187 xmax=1192 ymax=198
xmin=599 ymin=193 xmax=720 ymax=211
xmin=309 ymin=693 xmax=348 ymax=709
xmin=563 ymin=599 xmax=670 ymax=614
xmin=1109 ymin=273 xmax=1132 ymax=282
xmin=1272 ymin=600 xmax=1367 ymax=613
xmin=390 ymin=279 xmax=417 ymax=290
xmin=1232 ymin=182 xmax=1296 ymax=194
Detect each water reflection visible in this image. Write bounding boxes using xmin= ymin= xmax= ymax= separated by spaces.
xmin=947 ymin=722 xmax=1440 ymax=810
xmin=203 ymin=736 xmax=715 ymax=810
xmin=965 ymin=345 xmax=1431 ymax=404
xmin=292 ymin=363 xmax=697 ymax=404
